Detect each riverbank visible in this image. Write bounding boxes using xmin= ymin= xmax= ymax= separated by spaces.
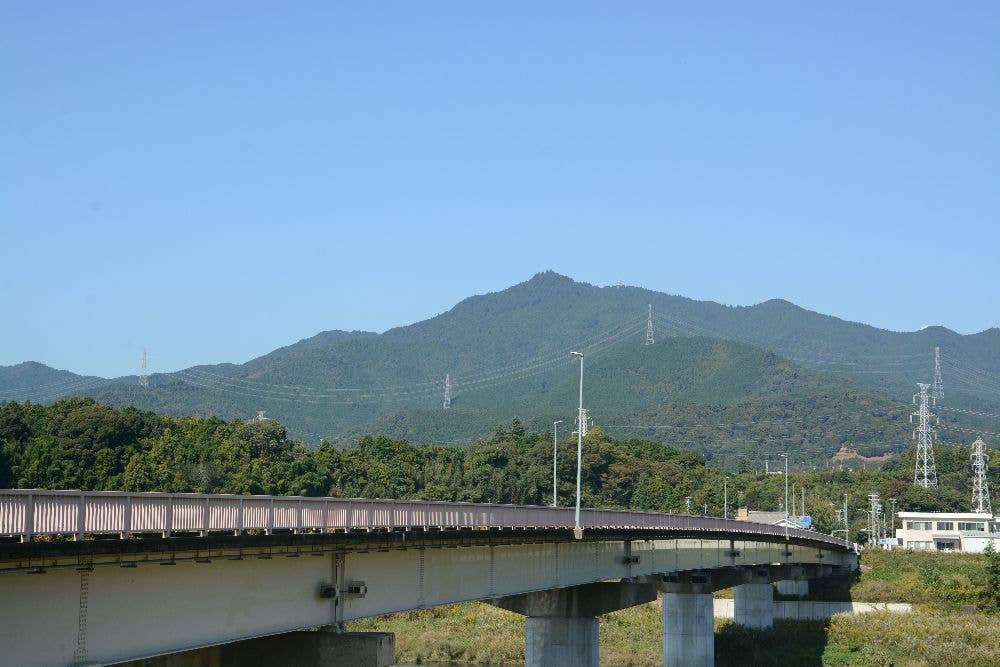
xmin=349 ymin=603 xmax=1000 ymax=666
xmin=349 ymin=551 xmax=1000 ymax=665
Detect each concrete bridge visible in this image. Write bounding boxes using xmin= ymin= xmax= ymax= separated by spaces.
xmin=0 ymin=490 xmax=857 ymax=667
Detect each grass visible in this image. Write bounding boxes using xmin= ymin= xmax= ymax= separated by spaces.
xmin=846 ymin=549 xmax=987 ymax=609
xmin=349 ymin=551 xmax=998 ymax=665
xmin=352 ymin=604 xmax=1000 ymax=666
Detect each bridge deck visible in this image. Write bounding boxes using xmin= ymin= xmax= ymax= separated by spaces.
xmin=0 ymin=489 xmax=851 ymax=551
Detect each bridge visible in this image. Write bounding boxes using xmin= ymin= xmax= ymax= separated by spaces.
xmin=0 ymin=489 xmax=857 ymax=667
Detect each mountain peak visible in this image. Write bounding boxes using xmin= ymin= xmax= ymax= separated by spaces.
xmin=522 ymin=270 xmax=580 ymax=287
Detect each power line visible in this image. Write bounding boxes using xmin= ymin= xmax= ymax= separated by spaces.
xmin=939 ymin=406 xmax=1000 ymax=421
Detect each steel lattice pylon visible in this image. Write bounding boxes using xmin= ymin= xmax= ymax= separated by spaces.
xmin=971 ymin=438 xmax=992 ymax=514
xmin=911 ymin=383 xmax=938 ymax=488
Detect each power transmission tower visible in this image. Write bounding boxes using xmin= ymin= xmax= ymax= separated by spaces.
xmin=911 ymin=383 xmax=938 ymax=488
xmin=971 ymin=438 xmax=992 ymax=514
xmin=932 ymin=346 xmax=943 ymax=403
xmin=442 ymin=374 xmax=452 ymax=410
xmin=139 ymin=348 xmax=149 ymax=388
xmin=645 ymin=304 xmax=654 ymax=345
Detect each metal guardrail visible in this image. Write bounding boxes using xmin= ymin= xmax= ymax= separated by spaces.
xmin=0 ymin=489 xmax=852 ymax=550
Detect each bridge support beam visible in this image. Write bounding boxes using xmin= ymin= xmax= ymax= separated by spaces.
xmin=489 ymin=581 xmax=656 ymax=667
xmin=112 ymin=631 xmax=395 ymax=667
xmin=733 ymin=582 xmax=774 ymax=629
xmin=776 ymin=579 xmax=809 ymax=597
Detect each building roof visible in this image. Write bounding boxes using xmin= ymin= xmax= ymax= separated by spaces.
xmin=745 ymin=511 xmax=788 ymax=524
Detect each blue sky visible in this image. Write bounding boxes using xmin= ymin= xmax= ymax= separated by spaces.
xmin=2 ymin=2 xmax=998 ymax=377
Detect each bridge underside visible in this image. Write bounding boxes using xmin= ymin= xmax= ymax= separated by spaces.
xmin=0 ymin=528 xmax=855 ymax=667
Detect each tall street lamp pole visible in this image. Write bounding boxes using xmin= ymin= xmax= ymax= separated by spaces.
xmin=571 ymin=352 xmax=585 ymax=533
xmin=552 ymin=420 xmax=562 ymax=507
xmin=780 ymin=453 xmax=789 ymax=517
xmin=724 ymin=476 xmax=729 ymax=519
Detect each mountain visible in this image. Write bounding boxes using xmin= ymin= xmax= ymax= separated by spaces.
xmin=6 ymin=272 xmax=999 ymax=456
xmin=0 ymin=361 xmax=113 ymax=403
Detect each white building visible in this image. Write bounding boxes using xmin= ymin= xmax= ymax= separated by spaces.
xmin=895 ymin=511 xmax=999 ymax=552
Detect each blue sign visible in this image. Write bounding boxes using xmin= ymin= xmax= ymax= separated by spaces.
xmin=799 ymin=515 xmax=813 ymax=528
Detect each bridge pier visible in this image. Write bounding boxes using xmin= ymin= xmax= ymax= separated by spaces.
xmin=489 ymin=581 xmax=656 ymax=667
xmin=659 ymin=574 xmax=715 ymax=667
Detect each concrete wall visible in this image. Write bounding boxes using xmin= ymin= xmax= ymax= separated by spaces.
xmin=714 ymin=599 xmax=912 ymax=619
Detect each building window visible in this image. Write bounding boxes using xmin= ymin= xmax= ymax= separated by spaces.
xmin=936 ymin=522 xmax=954 ymax=530
xmin=958 ymin=522 xmax=986 ymax=532
xmin=907 ymin=541 xmax=933 ymax=550
xmin=906 ymin=521 xmax=932 ymax=530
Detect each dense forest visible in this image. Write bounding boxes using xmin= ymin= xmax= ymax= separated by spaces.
xmin=2 ymin=398 xmax=996 ymax=543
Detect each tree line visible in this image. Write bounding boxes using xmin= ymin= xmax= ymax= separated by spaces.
xmin=1 ymin=397 xmax=995 ymax=542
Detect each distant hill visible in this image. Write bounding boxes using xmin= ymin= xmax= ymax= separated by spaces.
xmin=0 ymin=361 xmax=113 ymax=403
xmin=5 ymin=272 xmax=999 ymax=455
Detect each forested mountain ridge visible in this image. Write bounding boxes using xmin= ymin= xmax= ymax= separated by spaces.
xmin=3 ymin=271 xmax=998 ymax=453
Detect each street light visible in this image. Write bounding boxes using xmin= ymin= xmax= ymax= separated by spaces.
xmin=571 ymin=351 xmax=585 ymax=533
xmin=552 ymin=420 xmax=562 ymax=507
xmin=724 ymin=476 xmax=729 ymax=520
xmin=779 ymin=453 xmax=789 ymax=518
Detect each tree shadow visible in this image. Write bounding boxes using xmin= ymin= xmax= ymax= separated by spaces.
xmin=715 ymin=619 xmax=831 ymax=666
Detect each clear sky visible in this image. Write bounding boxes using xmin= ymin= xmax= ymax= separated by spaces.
xmin=2 ymin=2 xmax=998 ymax=377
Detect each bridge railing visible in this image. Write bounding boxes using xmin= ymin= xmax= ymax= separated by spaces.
xmin=0 ymin=489 xmax=850 ymax=549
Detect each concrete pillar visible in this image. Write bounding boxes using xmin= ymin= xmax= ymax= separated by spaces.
xmin=112 ymin=631 xmax=394 ymax=667
xmin=525 ymin=617 xmax=599 ymax=667
xmin=490 ymin=581 xmax=657 ymax=667
xmin=662 ymin=592 xmax=714 ymax=667
xmin=776 ymin=579 xmax=809 ymax=597
xmin=733 ymin=583 xmax=774 ymax=628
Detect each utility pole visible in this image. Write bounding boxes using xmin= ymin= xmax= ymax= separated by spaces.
xmin=972 ymin=438 xmax=993 ymax=514
xmin=867 ymin=492 xmax=881 ymax=547
xmin=685 ymin=497 xmax=692 ymax=514
xmin=552 ymin=421 xmax=562 ymax=508
xmin=888 ymin=497 xmax=897 ymax=539
xmin=801 ymin=487 xmax=806 ymax=517
xmin=443 ymin=374 xmax=452 ymax=409
xmin=791 ymin=482 xmax=797 ymax=516
xmin=911 ymin=383 xmax=938 ymax=487
xmin=933 ymin=346 xmax=944 ymax=404
xmin=645 ymin=304 xmax=654 ymax=345
xmin=571 ymin=352 xmax=585 ymax=533
xmin=841 ymin=493 xmax=849 ymax=538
